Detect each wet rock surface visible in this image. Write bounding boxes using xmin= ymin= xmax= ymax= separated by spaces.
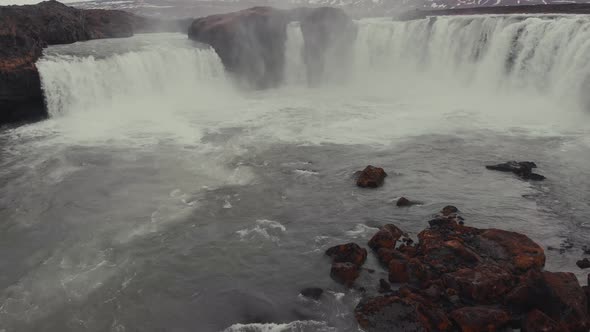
xmin=486 ymin=161 xmax=546 ymax=181
xmin=325 ymin=242 xmax=367 ymax=287
xmin=317 ymin=207 xmax=590 ymax=331
xmin=299 ymin=287 xmax=323 ymax=300
xmin=396 ymin=197 xmax=421 ymax=207
xmin=356 ymin=165 xmax=388 ymax=188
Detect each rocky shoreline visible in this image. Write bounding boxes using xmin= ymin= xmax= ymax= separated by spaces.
xmin=312 ymin=164 xmax=590 ymax=331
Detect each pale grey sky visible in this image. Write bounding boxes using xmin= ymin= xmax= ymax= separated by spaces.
xmin=0 ymin=0 xmax=87 ymax=5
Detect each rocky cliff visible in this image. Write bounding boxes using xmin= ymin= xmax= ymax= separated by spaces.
xmin=0 ymin=0 xmax=187 ymax=126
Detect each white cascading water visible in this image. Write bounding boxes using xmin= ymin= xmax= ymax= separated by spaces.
xmin=38 ymin=38 xmax=227 ymax=118
xmin=353 ymin=15 xmax=590 ymax=106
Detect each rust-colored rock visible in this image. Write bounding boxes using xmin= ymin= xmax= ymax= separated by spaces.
xmin=376 ymin=248 xmax=407 ymax=266
xmin=356 ymin=165 xmax=387 ymax=188
xmin=522 ymin=309 xmax=562 ymax=332
xmin=450 ymin=307 xmax=510 ymax=332
xmin=353 ymin=207 xmax=588 ymax=331
xmin=325 ymin=243 xmax=367 ymax=267
xmin=330 ymin=262 xmax=360 ymax=287
xmin=476 ymin=229 xmax=546 ymax=272
xmin=539 ymin=271 xmax=590 ymax=332
xmin=388 ymin=258 xmax=410 ymax=283
xmin=443 ymin=264 xmax=514 ymax=304
xmin=368 ymin=224 xmax=405 ymax=252
xmin=355 ymin=294 xmax=452 ymax=331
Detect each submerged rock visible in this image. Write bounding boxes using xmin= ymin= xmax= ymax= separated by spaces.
xmin=396 ymin=197 xmax=421 ymax=207
xmin=300 ymin=287 xmax=323 ymax=300
xmin=486 ymin=161 xmax=546 ymax=181
xmin=356 ymin=165 xmax=388 ymax=188
xmin=577 ymin=258 xmax=590 ymax=269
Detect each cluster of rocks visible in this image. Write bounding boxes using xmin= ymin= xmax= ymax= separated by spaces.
xmin=322 ymin=207 xmax=589 ymax=331
xmin=0 ymin=0 xmax=189 ymax=125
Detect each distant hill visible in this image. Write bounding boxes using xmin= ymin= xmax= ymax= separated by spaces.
xmin=69 ymin=0 xmax=590 ymax=18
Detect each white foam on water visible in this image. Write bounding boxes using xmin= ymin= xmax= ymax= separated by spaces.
xmin=222 ymin=320 xmax=337 ymax=332
xmin=236 ymin=219 xmax=287 ymax=244
xmin=345 ymin=224 xmax=379 ymax=237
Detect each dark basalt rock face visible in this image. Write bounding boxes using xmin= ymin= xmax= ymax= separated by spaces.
xmin=486 ymin=161 xmax=546 ymax=181
xmin=0 ymin=0 xmax=187 ymax=126
xmin=188 ymin=7 xmax=291 ymax=90
xmin=348 ymin=207 xmax=589 ymax=331
xmin=188 ymin=6 xmax=356 ymax=89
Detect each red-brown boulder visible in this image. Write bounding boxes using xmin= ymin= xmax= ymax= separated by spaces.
xmin=522 ymin=309 xmax=562 ymax=332
xmin=388 ymin=258 xmax=410 ymax=283
xmin=325 ymin=243 xmax=367 ymax=267
xmin=450 ymin=306 xmax=510 ymax=332
xmin=442 ymin=264 xmax=515 ymax=304
xmin=356 ymin=165 xmax=387 ymax=188
xmin=476 ymin=229 xmax=545 ymax=272
xmin=330 ymin=262 xmax=360 ymax=287
xmin=355 ymin=294 xmax=452 ymax=331
xmin=539 ymin=271 xmax=590 ymax=331
xmin=368 ymin=224 xmax=405 ymax=251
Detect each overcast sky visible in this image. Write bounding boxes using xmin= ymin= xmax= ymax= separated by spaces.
xmin=0 ymin=0 xmax=87 ymax=5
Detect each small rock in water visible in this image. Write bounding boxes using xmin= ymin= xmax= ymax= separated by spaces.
xmin=396 ymin=197 xmax=420 ymax=207
xmin=441 ymin=205 xmax=459 ymax=216
xmin=583 ymin=245 xmax=590 ymax=255
xmin=486 ymin=161 xmax=546 ymax=181
xmin=577 ymin=258 xmax=590 ymax=269
xmin=300 ymin=287 xmax=323 ymax=300
xmin=325 ymin=243 xmax=367 ymax=267
xmin=356 ymin=165 xmax=387 ymax=188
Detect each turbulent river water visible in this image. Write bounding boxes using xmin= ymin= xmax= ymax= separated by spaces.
xmin=1 ymin=14 xmax=590 ymax=332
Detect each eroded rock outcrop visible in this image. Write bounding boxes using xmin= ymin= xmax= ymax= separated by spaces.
xmin=188 ymin=7 xmax=291 ymax=89
xmin=345 ymin=207 xmax=589 ymax=331
xmin=188 ymin=6 xmax=356 ymax=89
xmin=0 ymin=0 xmax=187 ymax=125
